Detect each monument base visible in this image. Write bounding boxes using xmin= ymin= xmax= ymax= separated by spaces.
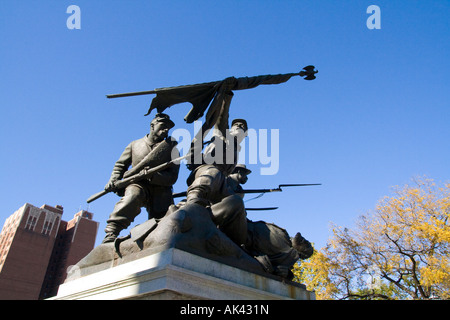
xmin=50 ymin=248 xmax=315 ymax=300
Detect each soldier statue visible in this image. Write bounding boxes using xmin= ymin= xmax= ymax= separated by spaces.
xmin=102 ymin=113 xmax=180 ymax=243
xmin=185 ymin=111 xmax=249 ymax=246
xmin=226 ymin=165 xmax=314 ymax=279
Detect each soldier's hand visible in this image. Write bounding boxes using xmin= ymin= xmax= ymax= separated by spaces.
xmin=222 ymin=76 xmax=237 ymax=91
xmin=104 ymin=179 xmax=117 ymax=192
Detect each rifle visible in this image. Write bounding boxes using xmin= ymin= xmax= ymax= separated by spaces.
xmin=172 ymin=183 xmax=321 ymax=199
xmin=86 ymin=154 xmax=188 ymax=204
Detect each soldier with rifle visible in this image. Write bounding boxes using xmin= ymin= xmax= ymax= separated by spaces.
xmin=225 ymin=164 xmax=315 ymax=280
xmin=100 ymin=113 xmax=180 ymax=243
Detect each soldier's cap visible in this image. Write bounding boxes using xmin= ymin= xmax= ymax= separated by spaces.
xmin=233 ymin=164 xmax=252 ymax=175
xmin=231 ymin=118 xmax=248 ymax=131
xmin=151 ymin=113 xmax=175 ymax=129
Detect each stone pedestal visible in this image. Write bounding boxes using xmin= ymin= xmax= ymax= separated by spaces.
xmin=51 ymin=248 xmax=314 ymax=300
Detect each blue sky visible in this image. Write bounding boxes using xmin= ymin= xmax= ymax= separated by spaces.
xmin=1 ymin=1 xmax=449 ymax=250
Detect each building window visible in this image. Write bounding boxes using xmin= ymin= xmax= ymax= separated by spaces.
xmin=25 ymin=215 xmax=38 ymax=231
xmin=42 ymin=221 xmax=53 ymax=235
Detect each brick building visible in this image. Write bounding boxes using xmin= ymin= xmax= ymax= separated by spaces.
xmin=0 ymin=203 xmax=98 ymax=300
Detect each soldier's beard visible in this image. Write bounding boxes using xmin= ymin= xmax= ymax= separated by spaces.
xmin=153 ymin=130 xmax=168 ymax=142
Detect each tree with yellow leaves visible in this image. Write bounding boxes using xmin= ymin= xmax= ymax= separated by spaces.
xmin=293 ymin=177 xmax=450 ymax=300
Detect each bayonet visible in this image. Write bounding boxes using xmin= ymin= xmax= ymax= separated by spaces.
xmin=245 ymin=207 xmax=279 ymax=211
xmin=240 ymin=183 xmax=321 ymax=194
xmin=172 ymin=183 xmax=321 ymax=199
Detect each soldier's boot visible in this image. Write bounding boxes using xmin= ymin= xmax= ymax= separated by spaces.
xmin=102 ymin=184 xmax=145 ymax=244
xmin=292 ymin=232 xmax=314 ymax=259
xmin=102 ymin=224 xmax=121 ymax=244
xmin=102 ymin=233 xmax=118 ymax=244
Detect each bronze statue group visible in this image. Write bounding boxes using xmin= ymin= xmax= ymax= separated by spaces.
xmin=99 ymin=111 xmax=313 ymax=280
xmin=90 ymin=67 xmax=318 ymax=280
